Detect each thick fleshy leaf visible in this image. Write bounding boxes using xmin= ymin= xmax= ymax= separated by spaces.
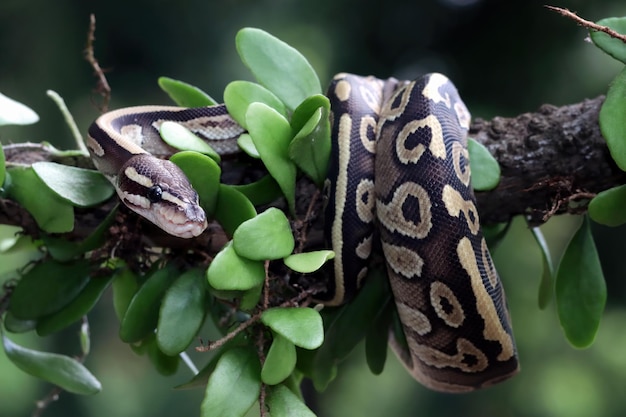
xmin=4 ymin=312 xmax=37 ymax=333
xmin=2 ymin=335 xmax=101 ymax=395
xmin=231 ymin=175 xmax=282 ymax=206
xmin=134 ymin=333 xmax=180 ymax=376
xmin=170 ymin=151 xmax=221 ymax=217
xmin=43 ymin=207 xmax=117 ymax=262
xmin=201 ymin=347 xmax=261 ymax=417
xmin=233 ymin=208 xmax=295 ymax=260
xmin=0 ymin=92 xmax=39 ymax=126
xmin=214 ymin=184 xmax=257 ymax=237
xmin=530 ymin=226 xmax=554 ymax=310
xmin=157 ymin=268 xmax=207 ymax=355
xmin=224 ymin=80 xmax=287 ymax=129
xmin=112 ymin=267 xmax=139 ymax=320
xmin=365 ymin=298 xmax=394 ymax=375
xmin=468 ymin=138 xmax=500 ymax=191
xmin=261 ymin=307 xmax=323 ymax=350
xmin=556 ymin=216 xmax=607 ymax=348
xmin=283 ymin=250 xmax=334 ymax=273
xmin=289 ymin=106 xmax=331 ymax=186
xmin=600 ymin=68 xmax=626 ymax=171
xmin=161 ymin=123 xmax=221 ymax=162
xmin=235 ymin=28 xmax=321 ymax=111
xmin=120 ymin=265 xmax=179 ymax=343
xmin=267 ymin=384 xmax=316 ymax=417
xmin=322 ymin=268 xmax=390 ymax=360
xmin=590 ymin=17 xmax=626 ymax=63
xmin=207 ymin=242 xmax=265 ymax=291
xmin=36 ymin=275 xmax=114 ymax=336
xmin=261 ymin=333 xmax=297 ymax=385
xmin=588 ymin=184 xmax=626 ymax=226
xmin=6 ymin=167 xmax=74 ymax=233
xmin=9 ymin=259 xmax=91 ymax=319
xmin=0 ymin=224 xmax=21 ymax=252
xmin=246 ymin=102 xmax=297 ymax=214
xmin=31 ymin=162 xmax=114 ymax=207
xmin=158 ymin=76 xmax=217 ymax=107
xmin=290 ymin=94 xmax=330 ymax=135
xmin=236 ymin=133 xmax=260 ymax=158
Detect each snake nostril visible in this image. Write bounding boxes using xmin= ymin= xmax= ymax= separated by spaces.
xmin=147 ymin=185 xmax=163 ymax=203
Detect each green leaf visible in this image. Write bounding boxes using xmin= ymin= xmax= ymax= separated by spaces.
xmin=0 ymin=92 xmax=39 ymax=126
xmin=261 ymin=307 xmax=323 ymax=350
xmin=267 ymin=384 xmax=316 ymax=417
xmin=31 ymin=162 xmax=114 ymax=207
xmin=530 ymin=226 xmax=554 ymax=310
xmin=36 ymin=275 xmax=114 ymax=336
xmin=556 ymin=216 xmax=607 ymax=348
xmin=207 ymin=242 xmax=265 ymax=291
xmin=157 ymin=268 xmax=207 ymax=355
xmin=112 ymin=267 xmax=139 ymax=320
xmin=224 ymin=80 xmax=288 ymax=129
xmin=289 ymin=106 xmax=331 ymax=186
xmin=135 ymin=333 xmax=180 ymax=376
xmin=236 ymin=133 xmax=260 ymax=158
xmin=2 ymin=335 xmax=101 ymax=395
xmin=290 ymin=94 xmax=330 ymax=135
xmin=283 ymin=250 xmax=334 ymax=273
xmin=43 ymin=206 xmax=118 ymax=261
xmin=322 ymin=268 xmax=391 ymax=360
xmin=261 ymin=333 xmax=297 ymax=385
xmin=201 ymin=347 xmax=261 ymax=417
xmin=600 ymin=67 xmax=626 ymax=171
xmin=365 ymin=298 xmax=394 ymax=375
xmin=170 ymin=151 xmax=221 ymax=217
xmin=161 ymin=123 xmax=221 ymax=162
xmin=590 ymin=18 xmax=626 ymax=63
xmin=4 ymin=312 xmax=37 ymax=333
xmin=120 ymin=264 xmax=179 ymax=343
xmin=214 ymin=184 xmax=257 ymax=237
xmin=233 ymin=207 xmax=295 ymax=260
xmin=588 ymin=184 xmax=626 ymax=226
xmin=235 ymin=28 xmax=321 ymax=111
xmin=468 ymin=137 xmax=500 ymax=191
xmin=158 ymin=76 xmax=217 ymax=107
xmin=9 ymin=259 xmax=91 ymax=319
xmin=6 ymin=166 xmax=74 ymax=233
xmin=246 ymin=102 xmax=297 ymax=214
xmin=231 ymin=175 xmax=282 ymax=206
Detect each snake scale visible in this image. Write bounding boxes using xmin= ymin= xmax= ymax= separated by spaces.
xmin=88 ymin=73 xmax=519 ymax=392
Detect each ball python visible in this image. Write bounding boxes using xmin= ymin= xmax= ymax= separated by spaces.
xmin=87 ymin=73 xmax=518 ymax=392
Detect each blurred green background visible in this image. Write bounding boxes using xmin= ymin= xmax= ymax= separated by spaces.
xmin=2 ymin=0 xmax=626 ymax=416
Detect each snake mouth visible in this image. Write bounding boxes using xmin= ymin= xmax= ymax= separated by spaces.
xmin=153 ymin=203 xmax=208 ymax=238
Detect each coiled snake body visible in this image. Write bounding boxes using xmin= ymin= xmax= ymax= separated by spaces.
xmin=88 ymin=73 xmax=518 ymax=392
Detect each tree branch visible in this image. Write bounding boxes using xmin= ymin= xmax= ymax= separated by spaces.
xmin=471 ymin=96 xmax=624 ymax=225
xmin=2 ymin=96 xmax=624 ymax=237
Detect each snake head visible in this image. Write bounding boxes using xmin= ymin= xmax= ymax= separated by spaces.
xmin=117 ymin=154 xmax=208 ymax=238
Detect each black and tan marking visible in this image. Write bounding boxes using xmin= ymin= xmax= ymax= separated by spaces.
xmin=326 ymin=73 xmax=518 ymax=392
xmin=87 ymin=105 xmax=245 ymax=238
xmin=89 ymin=72 xmax=517 ymax=391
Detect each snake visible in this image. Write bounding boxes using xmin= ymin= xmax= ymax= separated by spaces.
xmin=87 ymin=73 xmax=519 ymax=392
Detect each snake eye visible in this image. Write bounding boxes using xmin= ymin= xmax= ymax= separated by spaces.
xmin=147 ymin=185 xmax=163 ymax=203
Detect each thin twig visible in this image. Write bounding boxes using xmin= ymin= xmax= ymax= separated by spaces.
xmin=196 ymin=289 xmax=315 ymax=353
xmin=84 ymin=14 xmax=111 ymax=112
xmin=46 ymin=90 xmax=88 ymax=155
xmin=545 ymin=5 xmax=626 ymax=43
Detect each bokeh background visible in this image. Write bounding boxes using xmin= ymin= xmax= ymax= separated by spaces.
xmin=2 ymin=0 xmax=626 ymax=416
